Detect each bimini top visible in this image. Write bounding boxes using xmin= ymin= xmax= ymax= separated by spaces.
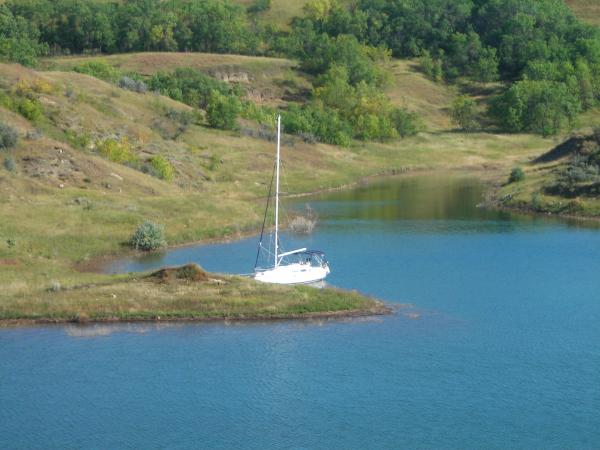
xmin=278 ymin=248 xmax=326 ymax=258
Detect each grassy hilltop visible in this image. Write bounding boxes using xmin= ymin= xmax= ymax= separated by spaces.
xmin=2 ymin=0 xmax=600 ymax=323
xmin=566 ymin=0 xmax=600 ymax=26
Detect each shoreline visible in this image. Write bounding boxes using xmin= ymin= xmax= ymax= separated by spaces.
xmin=0 ymin=303 xmax=393 ymax=329
xmin=81 ymin=167 xmax=505 ymax=274
xmin=480 ymin=179 xmax=600 ymax=226
xmin=6 ymin=167 xmax=597 ymax=330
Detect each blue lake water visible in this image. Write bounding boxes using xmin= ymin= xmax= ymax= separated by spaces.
xmin=2 ymin=174 xmax=600 ymax=449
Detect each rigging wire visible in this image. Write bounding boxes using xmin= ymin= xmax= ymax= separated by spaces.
xmin=254 ymin=160 xmax=277 ymax=270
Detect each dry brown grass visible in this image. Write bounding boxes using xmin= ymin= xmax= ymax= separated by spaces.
xmin=235 ymin=0 xmax=310 ymax=30
xmin=40 ymin=52 xmax=311 ymax=107
xmin=385 ymin=60 xmax=456 ymax=130
xmin=566 ymin=0 xmax=600 ymax=25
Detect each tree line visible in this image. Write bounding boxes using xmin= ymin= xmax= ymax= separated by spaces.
xmin=295 ymin=0 xmax=600 ymax=135
xmin=2 ymin=0 xmax=600 ymax=137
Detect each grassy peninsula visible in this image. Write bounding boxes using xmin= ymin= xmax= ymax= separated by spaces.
xmin=1 ymin=264 xmax=387 ymax=326
xmin=1 ymin=0 xmax=600 ymax=324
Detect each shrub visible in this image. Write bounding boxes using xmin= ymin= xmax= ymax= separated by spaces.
xmin=391 ymin=108 xmax=423 ymax=137
xmin=16 ymin=98 xmax=43 ymax=122
xmin=148 ymin=68 xmax=239 ymax=109
xmin=450 ymin=95 xmax=478 ymax=132
xmin=130 ymin=221 xmax=167 ymax=251
xmin=97 ymin=137 xmax=137 ymax=164
xmin=419 ymin=50 xmax=443 ymax=81
xmin=3 ymin=156 xmax=16 ymax=172
xmin=508 ymin=167 xmax=525 ymax=183
xmin=289 ymin=205 xmax=318 ymax=234
xmin=0 ymin=122 xmax=19 ymax=149
xmin=248 ymin=0 xmax=271 ymax=14
xmin=289 ymin=216 xmax=316 ymax=234
xmin=64 ymin=130 xmax=91 ymax=149
xmin=206 ymin=90 xmax=241 ymax=130
xmin=73 ymin=61 xmax=121 ymax=82
xmin=148 ymin=155 xmax=174 ymax=181
xmin=118 ymin=76 xmax=148 ymax=93
xmin=14 ymin=78 xmax=53 ymax=97
xmin=165 ymin=108 xmax=196 ymax=134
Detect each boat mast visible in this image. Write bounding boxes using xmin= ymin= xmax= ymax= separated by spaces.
xmin=274 ymin=114 xmax=281 ymax=267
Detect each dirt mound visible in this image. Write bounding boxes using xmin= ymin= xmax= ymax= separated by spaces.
xmin=151 ymin=264 xmax=209 ymax=283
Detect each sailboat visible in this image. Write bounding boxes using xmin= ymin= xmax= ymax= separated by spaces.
xmin=253 ymin=115 xmax=331 ymax=285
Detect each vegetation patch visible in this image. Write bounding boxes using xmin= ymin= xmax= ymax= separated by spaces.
xmin=151 ymin=264 xmax=210 ymax=283
xmin=0 ymin=121 xmax=19 ymax=149
xmin=147 ymin=155 xmax=174 ymax=181
xmin=508 ymin=167 xmax=525 ymax=184
xmin=96 ymin=137 xmax=137 ymax=164
xmin=130 ymin=221 xmax=167 ymax=251
xmin=0 ymin=269 xmax=389 ymax=325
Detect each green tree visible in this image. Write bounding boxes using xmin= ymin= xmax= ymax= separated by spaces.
xmin=450 ymin=95 xmax=478 ymax=131
xmin=0 ymin=5 xmax=45 ymax=65
xmin=206 ymin=90 xmax=240 ymax=130
xmin=494 ymin=80 xmax=581 ymax=136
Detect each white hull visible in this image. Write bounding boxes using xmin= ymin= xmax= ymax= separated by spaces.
xmin=254 ymin=263 xmax=330 ymax=285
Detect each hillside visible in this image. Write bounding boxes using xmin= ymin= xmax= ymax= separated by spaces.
xmin=0 ymin=0 xmax=598 ymax=318
xmin=41 ymin=52 xmax=310 ymax=107
xmin=236 ymin=0 xmax=310 ymax=30
xmin=0 ymin=53 xmax=556 ymax=311
xmin=40 ymin=52 xmax=456 ymax=131
xmin=566 ymin=0 xmax=600 ymax=26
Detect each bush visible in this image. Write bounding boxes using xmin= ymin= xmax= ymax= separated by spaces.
xmin=73 ymin=61 xmax=121 ymax=82
xmin=0 ymin=122 xmax=19 ymax=149
xmin=16 ymin=98 xmax=43 ymax=123
xmin=419 ymin=50 xmax=443 ymax=82
xmin=14 ymin=78 xmax=54 ymax=97
xmin=118 ymin=76 xmax=148 ymax=93
xmin=450 ymin=95 xmax=478 ymax=131
xmin=130 ymin=221 xmax=167 ymax=251
xmin=148 ymin=155 xmax=174 ymax=181
xmin=148 ymin=68 xmax=239 ymax=109
xmin=391 ymin=108 xmax=423 ymax=137
xmin=97 ymin=137 xmax=137 ymax=164
xmin=206 ymin=90 xmax=241 ymax=130
xmin=3 ymin=156 xmax=16 ymax=172
xmin=508 ymin=167 xmax=525 ymax=183
xmin=248 ymin=0 xmax=271 ymax=13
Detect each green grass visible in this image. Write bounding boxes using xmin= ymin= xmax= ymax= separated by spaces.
xmin=493 ymin=160 xmax=600 ymax=218
xmin=0 ymin=270 xmax=387 ymax=324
